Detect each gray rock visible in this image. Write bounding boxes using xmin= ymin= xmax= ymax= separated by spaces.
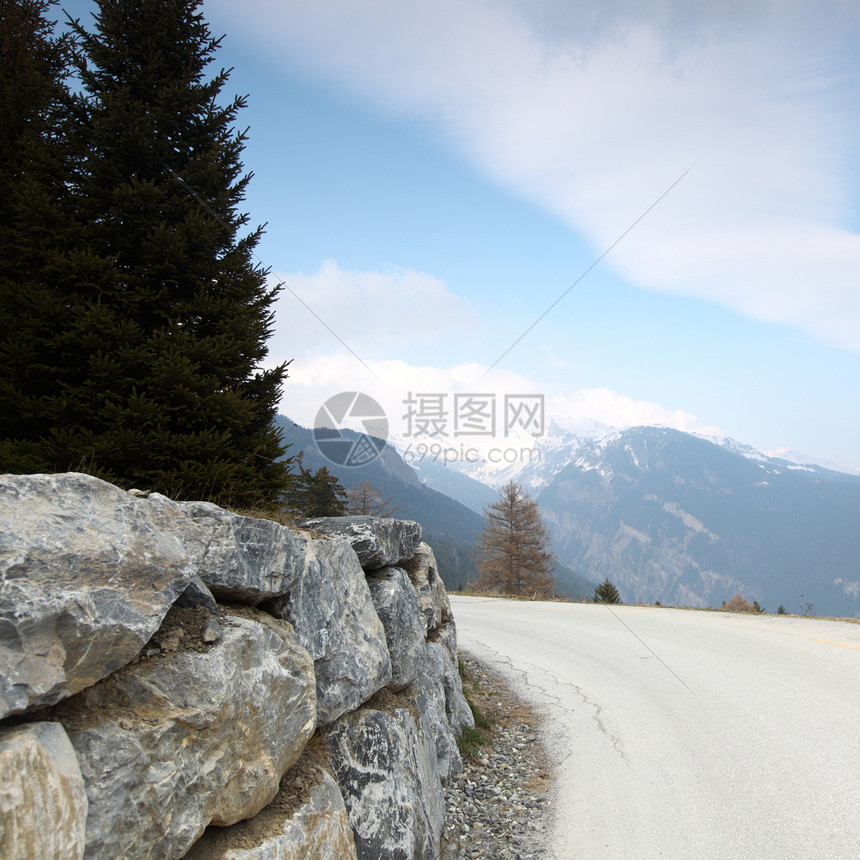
xmin=402 ymin=542 xmax=451 ymax=634
xmin=299 ymin=516 xmax=422 ymax=570
xmin=200 ymin=617 xmax=223 ymax=643
xmin=432 ymin=620 xmax=459 ymax=666
xmin=185 ymin=763 xmax=358 ymax=860
xmin=433 ymin=642 xmax=474 ymax=736
xmin=175 ymin=501 xmax=308 ymax=603
xmin=0 ymin=473 xmax=197 ymax=718
xmin=0 ymin=721 xmax=87 ymax=860
xmin=324 ymin=704 xmax=444 ymax=860
xmin=175 ymin=574 xmax=219 ymax=614
xmin=57 ymin=610 xmax=316 ymax=860
xmin=366 ymin=567 xmax=426 ymax=690
xmin=404 ymin=643 xmax=466 ymax=784
xmin=265 ymin=536 xmax=391 ymax=726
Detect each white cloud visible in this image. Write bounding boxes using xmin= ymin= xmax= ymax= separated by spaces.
xmin=266 ymin=260 xmax=474 ymax=364
xmin=278 ymin=354 xmax=723 ymax=445
xmin=215 ymin=0 xmax=860 ymax=350
xmin=279 ymin=353 xmax=534 ymax=433
xmin=834 ymin=578 xmax=860 ymax=599
xmin=547 ymin=389 xmax=724 ymax=438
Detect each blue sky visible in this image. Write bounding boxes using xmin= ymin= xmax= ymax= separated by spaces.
xmin=64 ymin=1 xmax=860 ymax=471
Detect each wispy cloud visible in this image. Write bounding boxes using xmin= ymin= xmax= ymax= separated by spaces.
xmin=215 ymin=0 xmax=860 ymax=350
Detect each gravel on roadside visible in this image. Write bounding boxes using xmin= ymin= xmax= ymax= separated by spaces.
xmin=440 ymin=654 xmax=554 ymax=860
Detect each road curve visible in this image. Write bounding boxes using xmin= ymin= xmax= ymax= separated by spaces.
xmin=450 ymin=596 xmax=860 ymax=860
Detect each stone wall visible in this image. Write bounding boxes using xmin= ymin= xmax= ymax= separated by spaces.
xmin=0 ymin=473 xmax=474 ymax=860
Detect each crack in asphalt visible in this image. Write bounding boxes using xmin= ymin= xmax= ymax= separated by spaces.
xmin=466 ymin=644 xmax=629 ymax=766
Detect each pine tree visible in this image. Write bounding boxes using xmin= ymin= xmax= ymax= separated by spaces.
xmin=593 ymin=577 xmax=622 ymax=604
xmin=0 ymin=0 xmax=290 ymax=506
xmin=475 ymin=481 xmax=554 ymax=599
xmin=0 ymin=0 xmax=85 ymax=471
xmin=286 ymin=456 xmax=347 ymax=517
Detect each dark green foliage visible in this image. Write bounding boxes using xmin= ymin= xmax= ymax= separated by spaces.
xmin=593 ymin=576 xmax=622 ymax=604
xmin=0 ymin=0 xmax=289 ymax=506
xmin=777 ymin=604 xmax=787 ymax=615
xmin=468 ymin=698 xmax=493 ymax=731
xmin=285 ymin=456 xmax=348 ymax=517
xmin=456 ymin=724 xmax=492 ymax=760
xmin=0 ymin=0 xmax=84 ymax=469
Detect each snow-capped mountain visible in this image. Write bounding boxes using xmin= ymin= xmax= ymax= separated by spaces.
xmin=404 ymin=413 xmax=857 ymax=494
xmin=396 ymin=421 xmax=860 ymax=617
xmin=534 ymin=426 xmax=860 ymax=617
xmin=410 ymin=416 xmax=614 ymax=492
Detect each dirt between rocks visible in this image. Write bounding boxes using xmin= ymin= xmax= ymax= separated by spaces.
xmin=142 ymin=604 xmax=218 ymax=656
xmin=184 ymin=735 xmax=334 ymax=859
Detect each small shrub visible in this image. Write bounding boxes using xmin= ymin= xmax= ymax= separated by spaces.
xmin=777 ymin=604 xmax=787 ymax=615
xmin=468 ymin=698 xmax=493 ymax=731
xmin=457 ymin=695 xmax=493 ymax=759
xmin=723 ymin=593 xmax=757 ymax=613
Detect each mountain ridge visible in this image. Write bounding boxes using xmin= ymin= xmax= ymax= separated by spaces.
xmin=278 ymin=415 xmax=859 ymax=616
xmin=531 ymin=426 xmax=860 ymax=617
xmin=276 ymin=416 xmax=594 ymax=600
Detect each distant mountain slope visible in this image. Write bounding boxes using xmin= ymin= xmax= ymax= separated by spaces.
xmin=276 ymin=417 xmax=484 ymax=589
xmin=276 ymin=417 xmax=860 ymax=613
xmin=534 ymin=426 xmax=860 ymax=616
xmin=409 ymin=458 xmax=497 ymax=515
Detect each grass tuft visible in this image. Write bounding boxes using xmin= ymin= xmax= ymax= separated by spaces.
xmin=456 ymin=657 xmax=494 ymax=759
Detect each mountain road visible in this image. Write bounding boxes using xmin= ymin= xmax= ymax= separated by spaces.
xmin=450 ymin=595 xmax=860 ymax=859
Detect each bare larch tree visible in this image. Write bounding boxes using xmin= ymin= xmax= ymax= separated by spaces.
xmin=475 ymin=480 xmax=554 ymax=599
xmin=346 ymin=480 xmax=399 ymax=517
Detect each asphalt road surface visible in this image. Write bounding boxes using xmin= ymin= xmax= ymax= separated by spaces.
xmin=450 ymin=596 xmax=860 ymax=859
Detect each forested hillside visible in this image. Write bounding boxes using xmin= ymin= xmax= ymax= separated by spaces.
xmin=277 ymin=417 xmax=484 ymax=589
